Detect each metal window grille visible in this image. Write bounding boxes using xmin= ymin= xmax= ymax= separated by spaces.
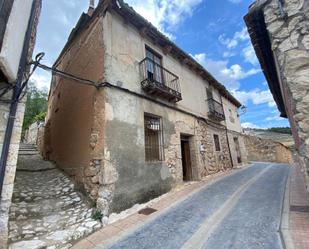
xmin=213 ymin=134 xmax=221 ymax=152
xmin=144 ymin=114 xmax=163 ymax=161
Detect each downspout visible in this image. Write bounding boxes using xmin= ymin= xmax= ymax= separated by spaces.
xmin=0 ymin=0 xmax=39 ymax=197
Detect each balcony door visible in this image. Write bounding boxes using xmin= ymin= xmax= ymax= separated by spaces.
xmin=146 ymin=47 xmax=163 ymax=84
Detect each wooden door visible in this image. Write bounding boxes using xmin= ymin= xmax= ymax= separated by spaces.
xmin=181 ymin=138 xmax=192 ymax=181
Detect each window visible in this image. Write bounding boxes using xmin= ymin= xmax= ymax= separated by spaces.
xmin=213 ymin=134 xmax=221 ymax=151
xmin=144 ymin=114 xmax=164 ymax=161
xmin=206 ymin=86 xmax=213 ymax=100
xmin=146 ymin=46 xmax=163 ymax=84
xmin=229 ymin=109 xmax=235 ymax=123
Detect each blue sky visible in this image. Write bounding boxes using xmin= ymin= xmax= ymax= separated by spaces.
xmin=32 ymin=0 xmax=289 ymax=129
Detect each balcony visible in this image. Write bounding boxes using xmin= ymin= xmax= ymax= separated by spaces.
xmin=208 ymin=98 xmax=225 ymax=121
xmin=139 ymin=58 xmax=182 ymax=102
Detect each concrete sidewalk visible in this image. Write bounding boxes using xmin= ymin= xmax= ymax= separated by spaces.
xmin=288 ymin=163 xmax=309 ymax=249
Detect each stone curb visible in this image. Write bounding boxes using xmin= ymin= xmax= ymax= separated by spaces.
xmin=279 ymin=170 xmax=295 ymax=249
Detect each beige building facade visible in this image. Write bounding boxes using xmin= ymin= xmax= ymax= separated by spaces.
xmin=45 ymin=0 xmax=247 ymax=217
xmin=245 ymin=0 xmax=309 ymax=189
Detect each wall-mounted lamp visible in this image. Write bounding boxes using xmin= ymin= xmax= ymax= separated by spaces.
xmin=239 ymin=105 xmax=247 ymax=116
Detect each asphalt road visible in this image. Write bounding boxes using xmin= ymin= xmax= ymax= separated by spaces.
xmin=106 ymin=163 xmax=289 ymax=249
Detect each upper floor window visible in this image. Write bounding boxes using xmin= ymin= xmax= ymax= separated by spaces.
xmin=206 ymin=86 xmax=213 ymax=100
xmin=229 ymin=109 xmax=235 ymax=123
xmin=144 ymin=114 xmax=164 ymax=162
xmin=146 ymin=46 xmax=163 ymax=84
xmin=213 ymin=134 xmax=221 ymax=152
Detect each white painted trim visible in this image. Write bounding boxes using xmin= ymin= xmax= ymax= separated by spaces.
xmin=0 ymin=0 xmax=33 ymax=82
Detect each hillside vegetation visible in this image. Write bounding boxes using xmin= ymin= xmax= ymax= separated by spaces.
xmin=244 ymin=127 xmax=295 ymax=150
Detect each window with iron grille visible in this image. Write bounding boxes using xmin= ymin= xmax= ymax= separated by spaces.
xmin=213 ymin=134 xmax=221 ymax=151
xmin=144 ymin=114 xmax=164 ymax=161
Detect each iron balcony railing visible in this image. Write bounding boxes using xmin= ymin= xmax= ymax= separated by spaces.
xmin=139 ymin=58 xmax=182 ymax=102
xmin=208 ymin=98 xmax=225 ymax=121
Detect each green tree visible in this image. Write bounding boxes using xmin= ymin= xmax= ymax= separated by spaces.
xmin=267 ymin=127 xmax=292 ymax=134
xmin=22 ymin=82 xmax=48 ymax=132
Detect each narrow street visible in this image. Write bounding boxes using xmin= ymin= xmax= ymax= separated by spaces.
xmin=100 ymin=163 xmax=289 ymax=249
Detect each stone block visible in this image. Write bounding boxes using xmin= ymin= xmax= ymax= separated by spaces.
xmin=99 ymin=161 xmax=118 ymax=185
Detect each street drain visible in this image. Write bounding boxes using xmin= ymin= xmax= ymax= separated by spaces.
xmin=290 ymin=205 xmax=309 ymax=213
xmin=138 ymin=207 xmax=157 ymax=215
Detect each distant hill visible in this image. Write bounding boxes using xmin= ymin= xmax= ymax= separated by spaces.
xmin=243 ymin=127 xmax=295 ymax=150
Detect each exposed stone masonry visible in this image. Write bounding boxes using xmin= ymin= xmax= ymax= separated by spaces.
xmin=262 ymin=0 xmax=309 ymax=187
xmin=243 ymin=134 xmax=292 ymax=163
xmin=165 ymin=118 xmax=233 ymax=183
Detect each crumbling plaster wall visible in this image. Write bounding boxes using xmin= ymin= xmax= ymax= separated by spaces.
xmin=45 ymin=15 xmax=105 ymax=200
xmin=102 ymin=11 xmax=222 ymax=118
xmin=102 ymin=87 xmax=233 ymax=214
xmin=222 ymin=96 xmax=248 ymax=167
xmin=262 ymin=0 xmax=309 ymax=186
xmin=227 ymin=131 xmax=248 ymax=167
xmin=99 ymin=10 xmax=234 ymax=214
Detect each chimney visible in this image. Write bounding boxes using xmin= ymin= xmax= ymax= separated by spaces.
xmin=88 ymin=0 xmax=95 ymax=16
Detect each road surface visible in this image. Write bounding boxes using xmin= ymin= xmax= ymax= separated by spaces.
xmin=106 ymin=162 xmax=289 ymax=249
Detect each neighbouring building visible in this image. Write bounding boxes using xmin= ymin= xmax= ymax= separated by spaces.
xmin=0 ymin=0 xmax=41 ymax=247
xmin=24 ymin=121 xmax=45 ymax=151
xmin=44 ymin=0 xmax=247 ymax=217
xmin=245 ymin=0 xmax=309 ymax=189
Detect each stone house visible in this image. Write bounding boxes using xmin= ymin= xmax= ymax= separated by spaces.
xmin=44 ymin=0 xmax=247 ymax=217
xmin=0 ymin=0 xmax=41 ymax=247
xmin=245 ymin=0 xmax=309 ymax=189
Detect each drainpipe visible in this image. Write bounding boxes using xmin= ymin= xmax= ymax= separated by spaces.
xmin=0 ymin=0 xmax=40 ymax=197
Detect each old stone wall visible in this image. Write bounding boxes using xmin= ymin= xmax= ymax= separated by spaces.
xmin=0 ymin=96 xmax=25 ymax=249
xmin=227 ymin=130 xmax=248 ymax=167
xmin=24 ymin=121 xmax=41 ymax=144
xmin=44 ymin=15 xmax=105 ymax=201
xmin=243 ymin=134 xmax=292 ymax=163
xmin=262 ymin=0 xmax=309 ymax=187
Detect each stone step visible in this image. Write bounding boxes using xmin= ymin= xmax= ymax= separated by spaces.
xmin=8 ymin=150 xmax=103 ymax=249
xmin=10 ymin=197 xmax=84 ymax=220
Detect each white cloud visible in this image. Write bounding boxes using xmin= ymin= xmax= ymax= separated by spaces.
xmin=221 ymin=64 xmax=260 ymax=80
xmin=229 ymin=0 xmax=242 ymax=3
xmin=126 ymin=0 xmax=202 ymax=38
xmin=30 ymin=71 xmax=51 ymax=90
xmin=223 ymin=51 xmax=236 ymax=58
xmin=192 ymin=53 xmax=260 ymax=91
xmin=219 ymin=27 xmax=249 ymax=49
xmin=266 ymin=116 xmax=285 ymax=121
xmin=232 ymin=89 xmax=275 ymax=107
xmin=242 ymin=44 xmax=259 ymax=65
xmin=241 ymin=122 xmax=262 ymax=129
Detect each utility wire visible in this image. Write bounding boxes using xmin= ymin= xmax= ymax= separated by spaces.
xmin=0 ymin=52 xmax=101 ymax=104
